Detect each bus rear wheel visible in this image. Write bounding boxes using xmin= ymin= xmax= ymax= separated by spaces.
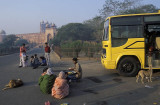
xmin=117 ymin=57 xmax=140 ymax=77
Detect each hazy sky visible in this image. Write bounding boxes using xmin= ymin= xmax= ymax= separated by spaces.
xmin=0 ymin=0 xmax=160 ymax=34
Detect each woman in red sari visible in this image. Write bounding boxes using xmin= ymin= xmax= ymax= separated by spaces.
xmin=51 ymin=71 xmax=69 ymax=99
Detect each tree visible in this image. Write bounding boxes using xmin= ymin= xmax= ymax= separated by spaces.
xmin=84 ymin=16 xmax=104 ymax=30
xmin=100 ymin=0 xmax=140 ymax=18
xmin=3 ymin=35 xmax=17 ymax=46
xmin=53 ymin=23 xmax=94 ymax=46
xmin=71 ymin=40 xmax=82 ymax=57
xmin=60 ymin=40 xmax=82 ymax=57
xmin=120 ymin=4 xmax=159 ymax=14
xmin=0 ymin=35 xmax=19 ymax=54
xmin=15 ymin=39 xmax=29 ymax=46
xmin=84 ymin=16 xmax=104 ymax=42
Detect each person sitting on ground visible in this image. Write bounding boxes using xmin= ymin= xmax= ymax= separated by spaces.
xmin=63 ymin=71 xmax=71 ymax=84
xmin=40 ymin=56 xmax=47 ymax=66
xmin=33 ymin=54 xmax=40 ymax=69
xmin=51 ymin=71 xmax=69 ymax=99
xmin=38 ymin=68 xmax=57 ymax=94
xmin=68 ymin=58 xmax=82 ymax=80
xmin=41 ymin=67 xmax=48 ymax=76
xmin=24 ymin=55 xmax=29 ymax=67
xmin=64 ymin=71 xmax=69 ymax=81
xmin=30 ymin=56 xmax=34 ymax=67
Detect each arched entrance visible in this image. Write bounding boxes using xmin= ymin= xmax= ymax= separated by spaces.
xmin=47 ymin=34 xmax=52 ymax=42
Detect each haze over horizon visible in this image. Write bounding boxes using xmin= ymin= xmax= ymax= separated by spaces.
xmin=0 ymin=0 xmax=160 ymax=35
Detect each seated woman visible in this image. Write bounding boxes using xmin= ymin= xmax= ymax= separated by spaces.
xmin=51 ymin=71 xmax=69 ymax=99
xmin=38 ymin=68 xmax=57 ymax=94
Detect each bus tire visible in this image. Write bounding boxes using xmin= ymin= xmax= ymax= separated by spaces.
xmin=117 ymin=57 xmax=140 ymax=77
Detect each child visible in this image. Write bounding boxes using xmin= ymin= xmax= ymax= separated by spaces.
xmin=33 ymin=54 xmax=40 ymax=69
xmin=64 ymin=71 xmax=74 ymax=84
xmin=40 ymin=56 xmax=47 ymax=66
xmin=24 ymin=55 xmax=29 ymax=67
xmin=41 ymin=67 xmax=48 ymax=76
xmin=30 ymin=56 xmax=34 ymax=67
xmin=22 ymin=53 xmax=28 ymax=67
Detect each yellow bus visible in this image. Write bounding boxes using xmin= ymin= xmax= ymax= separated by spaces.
xmin=101 ymin=11 xmax=160 ymax=76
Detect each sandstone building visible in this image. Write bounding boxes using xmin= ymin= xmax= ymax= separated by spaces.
xmin=16 ymin=21 xmax=57 ymax=45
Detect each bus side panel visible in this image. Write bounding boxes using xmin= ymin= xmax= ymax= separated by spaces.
xmin=111 ymin=38 xmax=145 ymax=69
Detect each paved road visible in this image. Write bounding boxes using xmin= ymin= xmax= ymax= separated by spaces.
xmin=0 ymin=48 xmax=160 ymax=105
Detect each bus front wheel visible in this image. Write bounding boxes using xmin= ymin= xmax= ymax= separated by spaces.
xmin=117 ymin=57 xmax=140 ymax=77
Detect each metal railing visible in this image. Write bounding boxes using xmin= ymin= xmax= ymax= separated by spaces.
xmin=54 ymin=46 xmax=102 ymax=60
xmin=0 ymin=47 xmax=19 ymax=56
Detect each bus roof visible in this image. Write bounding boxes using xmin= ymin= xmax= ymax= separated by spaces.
xmin=105 ymin=11 xmax=160 ymax=21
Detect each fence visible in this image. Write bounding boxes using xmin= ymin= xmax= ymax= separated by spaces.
xmin=0 ymin=47 xmax=19 ymax=56
xmin=54 ymin=46 xmax=102 ymax=60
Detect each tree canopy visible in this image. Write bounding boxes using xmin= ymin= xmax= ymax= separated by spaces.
xmin=120 ymin=4 xmax=159 ymax=14
xmin=53 ymin=23 xmax=94 ymax=45
xmin=2 ymin=35 xmax=17 ymax=46
xmin=100 ymin=0 xmax=159 ymax=18
xmin=14 ymin=39 xmax=29 ymax=46
xmin=84 ymin=16 xmax=104 ymax=42
xmin=100 ymin=0 xmax=139 ymax=18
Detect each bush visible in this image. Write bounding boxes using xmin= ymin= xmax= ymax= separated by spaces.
xmin=60 ymin=41 xmax=101 ymax=58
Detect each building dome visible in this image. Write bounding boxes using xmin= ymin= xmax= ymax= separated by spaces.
xmin=46 ymin=21 xmax=49 ymax=24
xmin=51 ymin=23 xmax=55 ymax=27
xmin=0 ymin=30 xmax=6 ymax=35
xmin=46 ymin=24 xmax=50 ymax=28
xmin=41 ymin=20 xmax=44 ymax=23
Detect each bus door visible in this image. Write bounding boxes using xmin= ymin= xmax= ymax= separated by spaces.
xmin=144 ymin=23 xmax=160 ymax=68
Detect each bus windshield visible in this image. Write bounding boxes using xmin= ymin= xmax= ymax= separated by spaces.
xmin=103 ymin=19 xmax=109 ymax=40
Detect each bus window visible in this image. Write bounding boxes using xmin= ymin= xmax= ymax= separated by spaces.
xmin=103 ymin=19 xmax=109 ymax=40
xmin=111 ymin=16 xmax=143 ymax=25
xmin=144 ymin=15 xmax=160 ymax=22
xmin=111 ymin=25 xmax=143 ymax=47
xmin=112 ymin=25 xmax=143 ymax=38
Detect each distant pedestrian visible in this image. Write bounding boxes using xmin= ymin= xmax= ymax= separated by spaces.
xmin=19 ymin=43 xmax=27 ymax=67
xmin=51 ymin=44 xmax=54 ymax=52
xmin=44 ymin=42 xmax=51 ymax=66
